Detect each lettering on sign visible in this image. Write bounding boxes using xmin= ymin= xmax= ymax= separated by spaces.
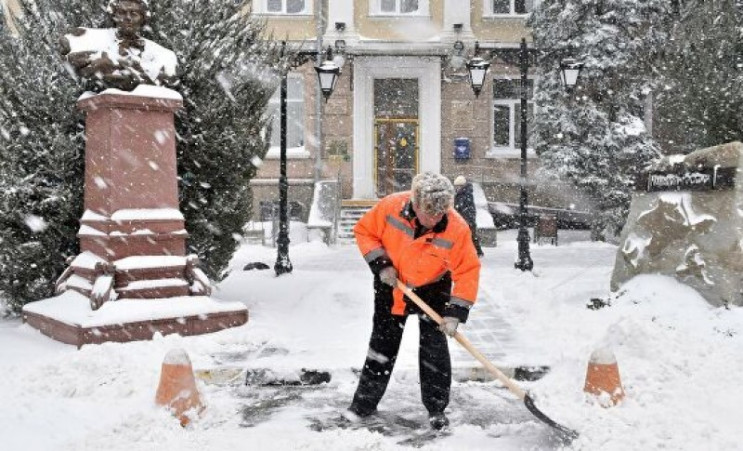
xmin=638 ymin=166 xmax=736 ymax=192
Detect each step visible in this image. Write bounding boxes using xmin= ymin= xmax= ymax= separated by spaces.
xmin=60 ymin=274 xmax=93 ymax=296
xmin=341 ymin=199 xmax=378 ymax=208
xmin=117 ymin=278 xmax=191 ymax=299
xmin=339 ymin=212 xmax=367 ymax=219
xmin=114 ymin=255 xmax=188 ymax=284
xmin=335 ymin=204 xmax=373 ymax=245
xmin=341 ymin=207 xmax=370 ymax=212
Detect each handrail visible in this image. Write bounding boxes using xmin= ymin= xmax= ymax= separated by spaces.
xmin=332 ymin=170 xmax=342 ymax=244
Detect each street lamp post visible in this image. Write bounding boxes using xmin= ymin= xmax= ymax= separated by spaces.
xmin=466 ymin=39 xmax=532 ymax=270
xmin=275 ymin=42 xmax=292 ymax=276
xmin=513 ymin=38 xmax=533 ymax=272
xmin=275 ymin=42 xmax=340 ymax=276
xmin=467 ymin=40 xmax=583 ymax=272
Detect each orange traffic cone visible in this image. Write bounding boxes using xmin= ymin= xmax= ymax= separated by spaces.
xmin=583 ymin=347 xmax=625 ymax=407
xmin=155 ymin=348 xmax=205 ymax=426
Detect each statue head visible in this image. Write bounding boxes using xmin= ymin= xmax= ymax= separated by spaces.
xmin=107 ymin=0 xmax=149 ymax=39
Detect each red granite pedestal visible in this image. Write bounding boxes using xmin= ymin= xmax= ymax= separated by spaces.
xmin=23 ymin=86 xmax=247 ymax=347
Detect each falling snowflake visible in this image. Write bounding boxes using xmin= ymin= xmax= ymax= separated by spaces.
xmin=24 ymin=215 xmax=48 ymax=232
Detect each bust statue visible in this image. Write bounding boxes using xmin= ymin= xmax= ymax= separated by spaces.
xmin=60 ymin=0 xmax=177 ymax=91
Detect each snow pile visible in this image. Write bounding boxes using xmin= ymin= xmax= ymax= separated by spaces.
xmin=2 ymin=235 xmax=743 ymax=450
xmin=472 ymin=183 xmax=496 ymax=229
xmin=528 ymin=274 xmax=743 ymax=450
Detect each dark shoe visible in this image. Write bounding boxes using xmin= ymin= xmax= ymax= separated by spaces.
xmin=428 ymin=412 xmax=449 ymax=430
xmin=341 ymin=404 xmax=375 ymax=423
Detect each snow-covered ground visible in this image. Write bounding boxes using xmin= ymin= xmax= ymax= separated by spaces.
xmin=1 ymin=230 xmax=742 ymax=450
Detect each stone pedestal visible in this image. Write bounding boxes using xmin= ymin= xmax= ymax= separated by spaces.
xmin=611 ymin=141 xmax=743 ymax=307
xmin=23 ymin=86 xmax=247 ymax=346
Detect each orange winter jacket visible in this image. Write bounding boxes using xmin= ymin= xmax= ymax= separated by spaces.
xmin=354 ymin=191 xmax=481 ymax=316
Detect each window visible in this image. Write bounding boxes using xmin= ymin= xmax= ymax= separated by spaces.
xmin=256 ymin=0 xmax=311 ymax=15
xmin=492 ymin=78 xmax=534 ymax=151
xmin=267 ymin=75 xmax=305 ymax=155
xmin=371 ymin=0 xmax=429 ymax=15
xmin=487 ymin=0 xmax=535 ymax=15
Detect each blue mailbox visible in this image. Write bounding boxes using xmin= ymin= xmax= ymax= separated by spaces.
xmin=454 ymin=137 xmax=471 ymax=160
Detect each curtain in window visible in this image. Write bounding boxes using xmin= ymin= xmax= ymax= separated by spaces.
xmin=492 ymin=0 xmax=533 ymax=14
xmin=381 ymin=0 xmax=395 ymax=12
xmin=270 ymin=77 xmax=305 ymax=148
xmin=492 ymin=0 xmax=509 ymax=14
xmin=401 ymin=0 xmax=419 ymax=13
xmin=287 ymin=0 xmax=305 ymax=13
xmin=381 ymin=0 xmax=419 ymax=13
xmin=515 ymin=0 xmax=534 ymax=14
xmin=267 ymin=0 xmax=305 ymax=13
xmin=493 ymin=79 xmax=534 ymax=148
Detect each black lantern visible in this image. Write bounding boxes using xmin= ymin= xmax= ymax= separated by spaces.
xmin=467 ymin=42 xmax=490 ymax=97
xmin=559 ymin=58 xmax=584 ymax=90
xmin=467 ymin=55 xmax=490 ymax=97
xmin=275 ymin=43 xmax=341 ymax=276
xmin=315 ymin=47 xmax=341 ymax=102
xmin=467 ymin=56 xmax=490 ymax=97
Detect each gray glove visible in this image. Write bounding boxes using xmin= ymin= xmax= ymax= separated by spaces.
xmin=439 ymin=316 xmax=460 ymax=337
xmin=379 ymin=266 xmax=398 ymax=287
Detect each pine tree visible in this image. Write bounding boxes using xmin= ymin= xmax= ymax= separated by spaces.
xmin=529 ymin=0 xmax=668 ymax=240
xmin=146 ymin=0 xmax=281 ymax=280
xmin=0 ymin=0 xmax=282 ymax=312
xmin=0 ymin=0 xmax=93 ymax=312
xmin=654 ymin=0 xmax=743 ymax=153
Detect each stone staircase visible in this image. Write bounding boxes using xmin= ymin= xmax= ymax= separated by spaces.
xmin=56 ymin=252 xmax=211 ymax=310
xmin=337 ymin=200 xmax=377 ymax=244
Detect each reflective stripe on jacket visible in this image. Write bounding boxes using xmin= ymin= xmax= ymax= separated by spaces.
xmin=354 ymin=191 xmax=481 ymax=316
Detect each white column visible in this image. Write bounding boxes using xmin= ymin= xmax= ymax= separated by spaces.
xmin=443 ymin=0 xmax=473 ymax=42
xmin=325 ymin=0 xmax=357 ymax=43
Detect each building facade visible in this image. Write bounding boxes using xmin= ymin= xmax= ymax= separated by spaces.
xmin=1 ymin=0 xmax=589 ymax=221
xmin=250 ymin=0 xmax=591 ymax=222
xmin=1 ymin=0 xmax=20 ymax=34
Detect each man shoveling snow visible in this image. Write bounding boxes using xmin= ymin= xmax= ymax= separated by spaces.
xmin=345 ymin=172 xmax=481 ymax=430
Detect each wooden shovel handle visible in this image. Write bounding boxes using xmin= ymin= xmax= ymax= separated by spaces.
xmin=396 ymin=280 xmax=527 ymax=400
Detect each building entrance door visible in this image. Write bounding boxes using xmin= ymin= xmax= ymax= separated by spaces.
xmin=373 ymin=78 xmax=419 ymax=197
xmin=374 ymin=119 xmax=418 ymax=197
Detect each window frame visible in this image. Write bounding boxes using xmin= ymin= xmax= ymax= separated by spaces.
xmin=483 ymin=0 xmax=537 ymax=17
xmin=265 ymin=72 xmax=309 ymax=160
xmin=254 ymin=0 xmax=313 ymax=16
xmin=488 ymin=76 xmax=537 ymax=158
xmin=369 ymin=0 xmax=430 ymax=17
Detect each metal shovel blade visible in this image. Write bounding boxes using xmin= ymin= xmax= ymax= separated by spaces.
xmin=524 ymin=394 xmax=579 ymax=442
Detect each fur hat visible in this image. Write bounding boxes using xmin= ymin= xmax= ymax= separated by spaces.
xmin=411 ymin=172 xmax=454 ymax=215
xmin=453 ymin=175 xmax=467 ymax=186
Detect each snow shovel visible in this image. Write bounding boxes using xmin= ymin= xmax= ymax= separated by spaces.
xmin=396 ymin=280 xmax=579 ymax=442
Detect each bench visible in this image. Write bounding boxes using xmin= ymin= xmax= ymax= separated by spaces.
xmin=533 ymin=214 xmax=558 ymax=245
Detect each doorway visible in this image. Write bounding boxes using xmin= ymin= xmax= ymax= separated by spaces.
xmin=373 ymin=78 xmax=419 ymax=197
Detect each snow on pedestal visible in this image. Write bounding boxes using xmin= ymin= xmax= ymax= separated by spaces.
xmin=612 ymin=141 xmax=743 ymax=306
xmin=22 ymin=89 xmax=247 ymax=346
xmin=23 ymin=291 xmax=247 ymax=348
